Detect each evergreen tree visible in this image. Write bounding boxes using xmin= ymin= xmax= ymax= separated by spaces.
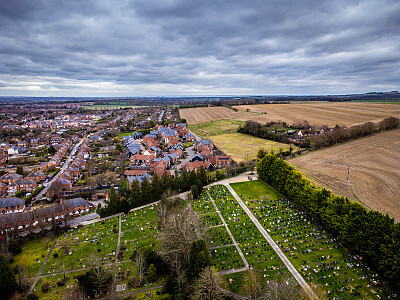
xmin=16 ymin=165 xmax=24 ymax=176
xmin=147 ymin=264 xmax=157 ymax=283
xmin=187 ymin=240 xmax=211 ymax=282
xmin=191 ymin=185 xmax=199 ymax=200
xmin=197 ymin=166 xmax=208 ymax=186
xmin=130 ymin=180 xmax=141 ymax=207
xmin=140 ymin=177 xmax=151 ymax=205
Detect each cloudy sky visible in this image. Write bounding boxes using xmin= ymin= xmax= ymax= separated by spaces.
xmin=0 ymin=0 xmax=399 ymax=97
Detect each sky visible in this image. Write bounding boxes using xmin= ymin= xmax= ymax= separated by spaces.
xmin=0 ymin=0 xmax=399 ymax=97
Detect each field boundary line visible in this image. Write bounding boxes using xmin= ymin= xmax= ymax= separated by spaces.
xmin=225 ymin=184 xmax=318 ymax=300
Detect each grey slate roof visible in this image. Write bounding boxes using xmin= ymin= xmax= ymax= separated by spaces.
xmin=0 ymin=197 xmax=25 ymax=207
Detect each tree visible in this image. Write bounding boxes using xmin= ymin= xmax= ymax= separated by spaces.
xmin=148 ymin=120 xmax=156 ymax=128
xmin=191 ymin=185 xmax=199 ymax=200
xmin=16 ymin=165 xmax=24 ymax=175
xmin=0 ymin=254 xmax=18 ymax=299
xmin=48 ymin=145 xmax=56 ymax=155
xmin=15 ymin=189 xmax=26 ymax=198
xmin=158 ymin=207 xmax=203 ymax=275
xmin=115 ymin=143 xmax=123 ymax=153
xmin=191 ymin=267 xmax=225 ymax=300
xmin=147 ymin=264 xmax=157 ymax=283
xmin=188 ymin=240 xmax=211 ymax=282
xmin=135 ymin=251 xmax=146 ymax=285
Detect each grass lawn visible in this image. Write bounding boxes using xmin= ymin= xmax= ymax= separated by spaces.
xmin=211 ymin=133 xmax=297 ymax=162
xmin=189 ymin=119 xmax=244 ymax=137
xmin=230 ymin=180 xmax=282 ymax=201
xmin=12 ymin=236 xmax=56 ymax=278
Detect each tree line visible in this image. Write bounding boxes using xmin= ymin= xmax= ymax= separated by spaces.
xmin=257 ymin=154 xmax=400 ymax=290
xmin=238 ymin=120 xmax=308 ymax=146
xmin=308 ymin=116 xmax=400 ymax=149
xmin=239 ymin=117 xmax=400 ymax=151
xmin=97 ymin=167 xmax=209 ymax=218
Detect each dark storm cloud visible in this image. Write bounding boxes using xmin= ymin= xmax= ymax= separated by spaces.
xmin=0 ymin=0 xmax=399 ymax=96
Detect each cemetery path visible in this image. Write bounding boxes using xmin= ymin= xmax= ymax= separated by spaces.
xmin=28 ymin=237 xmax=59 ymax=294
xmin=112 ymin=214 xmax=122 ymax=296
xmin=225 ymin=184 xmax=318 ymax=300
xmin=111 ymin=285 xmax=163 ymax=299
xmin=218 ymin=266 xmax=248 ymax=275
xmin=207 ymin=190 xmax=250 ymax=270
xmin=209 ymin=244 xmax=235 ymax=250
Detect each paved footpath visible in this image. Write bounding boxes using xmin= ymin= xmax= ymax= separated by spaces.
xmin=225 ymin=183 xmax=318 ymax=300
xmin=28 ymin=237 xmax=59 ymax=294
xmin=112 ymin=214 xmax=122 ymax=297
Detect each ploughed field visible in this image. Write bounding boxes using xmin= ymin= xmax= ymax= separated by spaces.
xmin=289 ymin=129 xmax=400 ymax=221
xmin=180 ymin=103 xmax=400 ymax=127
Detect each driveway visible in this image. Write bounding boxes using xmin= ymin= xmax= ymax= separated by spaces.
xmin=174 ymin=145 xmax=195 ymax=170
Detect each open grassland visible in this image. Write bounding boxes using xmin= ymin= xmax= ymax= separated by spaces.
xmin=289 ymin=129 xmax=400 ymax=221
xmin=211 ymin=133 xmax=297 ymax=162
xmin=230 ymin=180 xmax=398 ymax=299
xmin=188 ymin=119 xmax=244 ymax=137
xmin=233 ymin=102 xmax=400 ymax=127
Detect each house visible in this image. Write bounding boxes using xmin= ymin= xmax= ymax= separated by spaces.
xmin=200 ymin=150 xmax=213 ymax=159
xmin=185 ymin=161 xmax=213 ymax=172
xmin=0 ymin=197 xmax=25 ymax=214
xmin=7 ymin=182 xmax=18 ymax=196
xmin=128 ymin=173 xmax=152 ymax=187
xmin=191 ymin=154 xmax=205 ymax=162
xmin=124 ymin=169 xmax=149 ymax=180
xmin=26 ymin=170 xmax=46 ymax=183
xmin=0 ymin=173 xmax=23 ymax=184
xmin=195 ymin=139 xmax=214 ymax=150
xmin=183 ymin=132 xmax=196 ymax=142
xmin=130 ymin=154 xmax=156 ymax=166
xmin=210 ymin=156 xmax=232 ymax=168
xmin=15 ymin=179 xmax=37 ymax=193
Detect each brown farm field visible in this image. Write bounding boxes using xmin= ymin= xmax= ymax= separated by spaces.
xmin=234 ymin=102 xmax=400 ymax=127
xmin=289 ymin=129 xmax=400 ymax=221
xmin=179 ymin=103 xmax=400 ymax=127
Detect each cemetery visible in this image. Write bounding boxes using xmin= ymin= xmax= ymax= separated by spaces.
xmin=208 ymin=185 xmax=293 ymax=280
xmin=230 ymin=180 xmax=399 ymax=299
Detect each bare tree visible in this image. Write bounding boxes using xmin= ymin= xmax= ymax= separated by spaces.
xmin=158 ymin=207 xmax=204 ymax=274
xmin=191 ymin=266 xmax=226 ymax=300
xmin=135 ymin=251 xmax=146 ymax=285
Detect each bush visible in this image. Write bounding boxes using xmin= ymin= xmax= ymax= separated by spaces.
xmin=41 ymin=282 xmax=50 ymax=293
xmin=26 ymin=294 xmax=39 ymax=300
xmin=53 ymin=253 xmax=58 ymax=259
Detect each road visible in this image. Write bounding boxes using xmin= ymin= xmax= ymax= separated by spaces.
xmin=36 ymin=136 xmax=88 ymax=200
xmin=225 ymin=183 xmax=318 ymax=300
xmin=174 ymin=145 xmax=195 ymax=170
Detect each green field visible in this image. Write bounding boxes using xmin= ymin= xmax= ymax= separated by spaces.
xmin=212 ymin=133 xmax=297 ymax=162
xmin=230 ymin=180 xmax=281 ymax=201
xmin=189 ymin=119 xmax=244 ymax=137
